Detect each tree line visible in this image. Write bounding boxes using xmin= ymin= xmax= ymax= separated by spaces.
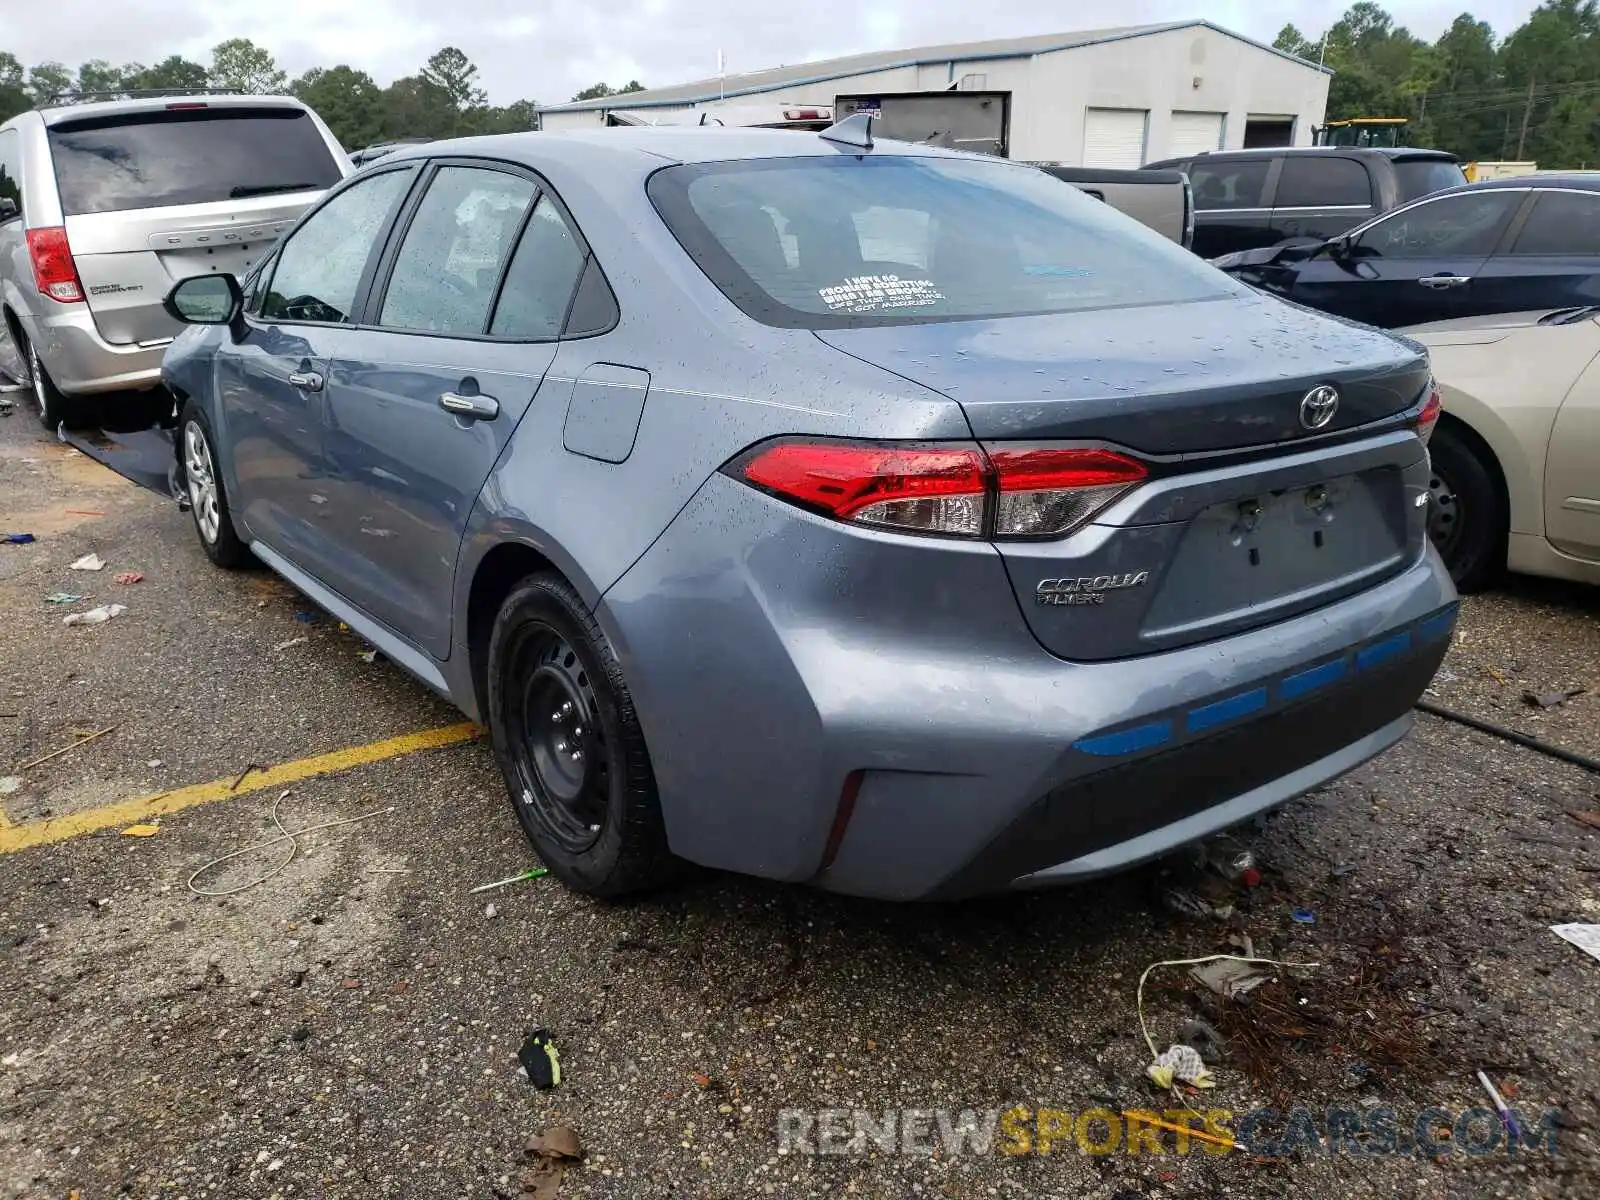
xmin=0 ymin=37 xmax=644 ymax=151
xmin=1279 ymin=0 xmax=1600 ymax=167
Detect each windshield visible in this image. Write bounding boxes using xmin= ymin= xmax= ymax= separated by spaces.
xmin=1393 ymin=158 xmax=1467 ymax=203
xmin=49 ymin=108 xmax=342 ymax=215
xmin=648 ymin=155 xmax=1235 ymax=329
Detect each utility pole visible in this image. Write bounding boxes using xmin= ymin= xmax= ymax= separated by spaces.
xmin=1516 ymin=76 xmax=1536 ymax=160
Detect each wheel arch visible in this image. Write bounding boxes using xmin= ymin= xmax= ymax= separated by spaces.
xmin=1434 ymin=410 xmax=1512 ymax=540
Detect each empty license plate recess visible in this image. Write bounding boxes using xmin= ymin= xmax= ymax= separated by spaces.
xmin=1139 ymin=468 xmax=1409 ymax=643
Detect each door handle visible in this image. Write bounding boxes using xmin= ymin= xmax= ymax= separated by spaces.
xmin=439 ymin=391 xmax=500 ymax=421
xmin=1418 ymin=275 xmax=1471 ymax=289
xmin=288 ymin=371 xmax=324 ymax=391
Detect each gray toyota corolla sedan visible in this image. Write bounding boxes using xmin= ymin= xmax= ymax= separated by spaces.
xmin=160 ymin=121 xmax=1457 ymax=900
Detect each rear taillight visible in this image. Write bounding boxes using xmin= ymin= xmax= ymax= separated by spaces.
xmin=1416 ymin=380 xmax=1442 ymax=445
xmin=731 ymin=440 xmax=1147 ymax=540
xmin=27 ymin=227 xmax=84 ymax=303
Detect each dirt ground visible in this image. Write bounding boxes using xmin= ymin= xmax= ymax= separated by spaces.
xmin=1 ymin=402 xmax=1597 ymax=1200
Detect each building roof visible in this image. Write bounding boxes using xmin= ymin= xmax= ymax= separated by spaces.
xmin=538 ymin=20 xmax=1330 ymax=115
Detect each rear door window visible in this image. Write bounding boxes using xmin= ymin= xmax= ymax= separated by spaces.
xmin=490 ymin=197 xmax=588 ymax=338
xmin=1274 ymin=157 xmax=1373 ymax=208
xmin=1355 ymin=191 xmax=1522 ymax=259
xmin=649 ymin=155 xmax=1233 ymax=329
xmin=47 ymin=108 xmax=343 ymax=216
xmin=377 ymin=165 xmax=536 ymax=335
xmin=1508 ymin=190 xmax=1600 ymax=256
xmin=260 ymin=168 xmax=412 ymax=324
xmin=1188 ymin=158 xmax=1270 ymax=210
xmin=1392 ymin=158 xmax=1467 ymax=203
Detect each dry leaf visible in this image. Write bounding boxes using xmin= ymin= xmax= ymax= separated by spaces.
xmin=120 ymin=823 xmax=160 ymax=838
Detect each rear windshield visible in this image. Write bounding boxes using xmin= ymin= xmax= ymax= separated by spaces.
xmin=1393 ymin=158 xmax=1467 ymax=203
xmin=648 ymin=155 xmax=1234 ymax=329
xmin=48 ymin=108 xmax=342 ymax=216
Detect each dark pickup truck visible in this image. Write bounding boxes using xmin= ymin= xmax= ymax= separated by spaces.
xmin=1143 ymin=146 xmax=1465 ymax=259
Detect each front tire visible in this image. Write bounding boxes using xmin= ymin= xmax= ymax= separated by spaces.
xmin=486 ymin=572 xmax=676 ymax=897
xmin=179 ymin=404 xmax=250 ymax=568
xmin=1427 ymin=422 xmax=1505 ymax=593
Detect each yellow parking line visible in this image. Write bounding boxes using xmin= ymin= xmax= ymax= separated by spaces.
xmin=0 ymin=722 xmax=482 ymax=854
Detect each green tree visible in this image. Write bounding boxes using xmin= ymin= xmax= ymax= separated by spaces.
xmin=477 ymin=99 xmax=540 ymax=133
xmin=420 ymin=46 xmax=485 ymax=110
xmin=293 ymin=65 xmax=385 ymax=149
xmin=209 ymin=37 xmax=287 ymax=94
xmin=1500 ymin=0 xmax=1600 ymax=163
xmin=571 ymin=79 xmax=646 ymax=102
xmin=77 ymin=59 xmax=129 ymax=97
xmin=380 ymin=74 xmax=460 ymax=139
xmin=0 ymin=53 xmax=27 ymax=122
xmin=26 ymin=62 xmax=74 ymax=106
xmin=1273 ymin=24 xmax=1319 ymax=60
xmin=127 ymin=56 xmax=210 ymax=93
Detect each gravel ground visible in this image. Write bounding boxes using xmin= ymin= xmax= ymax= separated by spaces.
xmin=1 ymin=406 xmax=1597 ymax=1199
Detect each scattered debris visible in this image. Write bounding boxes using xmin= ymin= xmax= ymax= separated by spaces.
xmin=1290 ymin=908 xmax=1317 ymax=924
xmin=121 ymin=823 xmax=160 ymax=838
xmin=1571 ymin=811 xmax=1600 ymax=831
xmin=228 ymin=763 xmax=261 ymax=791
xmin=68 ymin=553 xmax=105 ymax=571
xmin=522 ymin=1125 xmax=584 ymax=1199
xmin=186 ymin=789 xmax=396 ymax=897
xmin=64 ymin=508 xmax=105 ymax=517
xmin=63 ymin=603 xmax=126 ymax=626
xmin=113 ymin=571 xmax=144 ymax=585
xmin=147 ymin=759 xmax=163 ymax=768
xmin=1476 ymin=1070 xmax=1523 ymax=1143
xmin=44 ymin=592 xmax=83 ymax=604
xmin=1524 ymin=687 xmax=1586 ymax=710
xmin=1147 ymin=1043 xmax=1215 ymax=1089
xmin=1486 ymin=665 xmax=1509 ymax=686
xmin=1177 ymin=1018 xmax=1226 ymax=1062
xmin=1551 ymin=923 xmax=1600 ymax=965
xmin=16 ymin=726 xmax=116 ymax=771
xmin=518 ymin=1029 xmax=562 ymax=1088
xmin=358 ymin=649 xmax=378 ymax=664
xmin=0 ymin=776 xmax=21 ymax=795
xmin=294 ymin=610 xmax=316 ymax=623
xmin=1196 ymin=833 xmax=1261 ymax=886
xmin=1330 ymin=863 xmax=1357 ymax=878
xmin=470 ymin=867 xmax=549 ymax=895
xmin=3 ymin=533 xmax=36 ymax=544
xmin=484 ymin=903 xmax=498 ymax=919
xmin=1162 ymin=887 xmax=1233 ymax=921
xmin=1433 ymin=668 xmax=1459 ymax=684
xmin=273 ymin=636 xmax=308 ymax=651
xmin=1191 ymin=958 xmax=1271 ymax=999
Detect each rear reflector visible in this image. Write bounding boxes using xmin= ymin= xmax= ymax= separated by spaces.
xmin=731 ymin=440 xmax=1146 ymax=540
xmin=26 ymin=227 xmax=84 ymax=304
xmin=1416 ymin=380 xmax=1442 ymax=445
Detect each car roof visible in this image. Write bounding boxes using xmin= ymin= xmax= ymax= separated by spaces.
xmin=380 ymin=126 xmax=980 ymax=168
xmin=1459 ymin=171 xmax=1600 ymax=191
xmin=1161 ymin=146 xmax=1458 ymax=163
xmin=32 ymin=93 xmax=312 ymax=127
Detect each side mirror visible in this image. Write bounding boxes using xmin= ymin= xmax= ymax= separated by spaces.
xmin=1323 ymin=233 xmax=1354 ymax=259
xmin=0 ymin=196 xmax=17 ymax=221
xmin=164 ymin=273 xmax=243 ymax=326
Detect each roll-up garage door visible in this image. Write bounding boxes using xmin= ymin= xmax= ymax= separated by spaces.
xmin=1082 ymin=108 xmax=1147 ymax=168
xmin=1168 ymin=111 xmax=1224 ymax=158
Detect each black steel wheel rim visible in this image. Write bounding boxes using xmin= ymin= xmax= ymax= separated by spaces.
xmin=506 ymin=623 xmax=610 ymax=853
xmin=1427 ymin=467 xmax=1464 ymax=560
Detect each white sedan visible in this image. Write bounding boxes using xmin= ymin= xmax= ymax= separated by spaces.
xmin=1404 ymin=306 xmax=1600 ymax=590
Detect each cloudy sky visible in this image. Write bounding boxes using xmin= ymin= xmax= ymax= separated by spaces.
xmin=0 ymin=1 xmax=1546 ymax=106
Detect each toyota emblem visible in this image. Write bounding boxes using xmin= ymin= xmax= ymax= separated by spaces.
xmin=1299 ymin=385 xmax=1340 ymax=430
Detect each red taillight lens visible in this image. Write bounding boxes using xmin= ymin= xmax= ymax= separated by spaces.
xmin=732 ymin=440 xmax=1147 ymax=540
xmin=27 ymin=227 xmax=84 ymax=304
xmin=988 ymin=447 xmax=1147 ymax=538
xmin=1416 ymin=381 xmax=1442 ymax=445
xmin=739 ymin=441 xmax=988 ymax=536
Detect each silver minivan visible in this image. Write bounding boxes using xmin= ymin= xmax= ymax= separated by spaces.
xmin=0 ymin=93 xmax=349 ymax=427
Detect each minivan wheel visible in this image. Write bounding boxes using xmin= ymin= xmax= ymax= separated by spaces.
xmin=1426 ymin=423 xmax=1505 ymax=593
xmin=179 ymin=404 xmax=250 ymax=568
xmin=487 ymin=573 xmax=676 ymax=897
xmin=23 ymin=336 xmax=80 ymax=432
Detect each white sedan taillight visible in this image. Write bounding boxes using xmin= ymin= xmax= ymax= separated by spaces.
xmin=731 ymin=440 xmax=1147 ymax=540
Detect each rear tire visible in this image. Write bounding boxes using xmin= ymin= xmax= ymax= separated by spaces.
xmin=1427 ymin=422 xmax=1505 ymax=593
xmin=22 ymin=335 xmax=82 ymax=432
xmin=486 ymin=572 xmax=678 ymax=897
xmin=179 ymin=403 xmax=250 ymax=569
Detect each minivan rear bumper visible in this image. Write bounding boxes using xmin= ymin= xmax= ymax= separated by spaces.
xmin=600 ymin=470 xmax=1458 ymax=901
xmin=32 ymin=306 xmax=167 ymax=394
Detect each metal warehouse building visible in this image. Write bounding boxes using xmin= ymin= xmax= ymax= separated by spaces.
xmin=536 ymin=20 xmax=1331 ymax=167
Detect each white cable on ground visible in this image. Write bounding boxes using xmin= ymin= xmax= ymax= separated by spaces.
xmin=1137 ymin=953 xmax=1321 ymax=1059
xmin=186 ymin=789 xmax=396 ymax=897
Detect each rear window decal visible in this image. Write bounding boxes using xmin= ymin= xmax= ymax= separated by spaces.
xmin=819 ymin=274 xmax=945 ymax=313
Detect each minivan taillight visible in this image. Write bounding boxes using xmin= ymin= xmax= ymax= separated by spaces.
xmin=730 ymin=440 xmax=1147 ymax=540
xmin=27 ymin=227 xmax=84 ymax=304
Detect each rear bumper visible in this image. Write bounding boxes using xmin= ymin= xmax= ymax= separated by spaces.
xmin=31 ymin=306 xmax=167 ymax=395
xmin=601 ymin=472 xmax=1459 ymax=901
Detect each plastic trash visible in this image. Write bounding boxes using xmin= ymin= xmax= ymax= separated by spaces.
xmin=1146 ymin=1043 xmax=1215 ymax=1089
xmin=3 ymin=533 xmax=35 ymax=544
xmin=518 ymin=1029 xmax=562 ymax=1088
xmin=113 ymin=571 xmax=144 ymax=585
xmin=63 ymin=603 xmax=126 ymax=626
xmin=44 ymin=593 xmax=83 ymax=604
xmin=1197 ymin=833 xmax=1261 ymax=886
xmin=1551 ymin=923 xmax=1600 ymax=965
xmin=1191 ymin=958 xmax=1270 ymax=998
xmin=68 ymin=553 xmax=105 ymax=571
xmin=1290 ymin=907 xmax=1317 ymax=924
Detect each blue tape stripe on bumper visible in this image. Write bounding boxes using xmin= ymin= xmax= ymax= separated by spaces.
xmin=1187 ymin=687 xmax=1269 ymax=733
xmin=1356 ymin=631 xmax=1412 ymax=671
xmin=1417 ymin=605 xmax=1458 ymax=643
xmin=1074 ymin=720 xmax=1172 ymax=757
xmin=1281 ymin=657 xmax=1349 ymax=701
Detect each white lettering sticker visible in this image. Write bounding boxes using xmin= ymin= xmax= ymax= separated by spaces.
xmin=818 ymin=274 xmax=945 ymax=313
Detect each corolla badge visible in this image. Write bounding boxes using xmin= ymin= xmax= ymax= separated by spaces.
xmin=1035 ymin=572 xmax=1150 ymax=606
xmin=1299 ymin=384 xmax=1340 ymax=430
